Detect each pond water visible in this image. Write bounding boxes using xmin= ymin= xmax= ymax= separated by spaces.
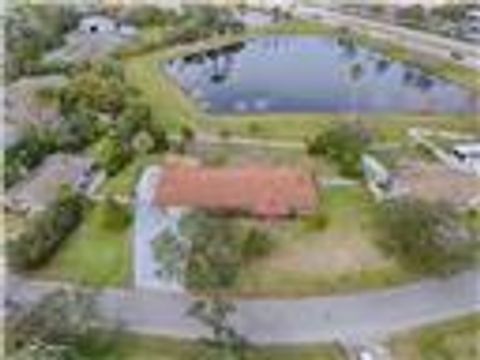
xmin=164 ymin=36 xmax=479 ymax=114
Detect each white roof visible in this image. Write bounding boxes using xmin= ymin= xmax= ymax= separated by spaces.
xmin=453 ymin=143 xmax=480 ymax=155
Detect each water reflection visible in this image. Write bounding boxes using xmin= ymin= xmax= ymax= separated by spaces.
xmin=165 ymin=36 xmax=478 ymax=114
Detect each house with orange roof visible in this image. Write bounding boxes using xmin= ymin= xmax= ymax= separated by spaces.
xmin=155 ymin=165 xmax=318 ymax=217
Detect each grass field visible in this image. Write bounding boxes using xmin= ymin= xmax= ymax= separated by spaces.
xmin=117 ymin=335 xmax=344 ymax=360
xmin=37 ymin=204 xmax=132 ymax=287
xmin=234 ymin=187 xmax=412 ymax=297
xmin=389 ymin=315 xmax=480 ymax=360
xmin=100 ymin=154 xmax=164 ymax=198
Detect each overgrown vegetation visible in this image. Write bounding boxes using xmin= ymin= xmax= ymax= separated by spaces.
xmin=390 ymin=315 xmax=480 ymax=360
xmin=375 ymin=198 xmax=478 ymax=276
xmin=5 ymin=288 xmax=120 ymax=359
xmin=7 ymin=189 xmax=87 ymax=271
xmin=307 ymin=123 xmax=372 ymax=178
xmin=5 ymin=4 xmax=80 ymax=81
xmin=163 ymin=6 xmax=245 ymax=46
xmin=181 ymin=212 xmax=274 ymax=359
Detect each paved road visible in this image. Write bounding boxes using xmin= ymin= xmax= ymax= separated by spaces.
xmin=6 ymin=270 xmax=480 ymax=344
xmin=295 ymin=6 xmax=480 ymax=71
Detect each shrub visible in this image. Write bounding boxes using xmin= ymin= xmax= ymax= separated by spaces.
xmin=4 ymin=127 xmax=57 ymax=188
xmin=307 ymin=123 xmax=372 ymax=178
xmin=97 ymin=136 xmax=133 ymax=176
xmin=375 ymin=198 xmax=477 ymax=276
xmin=241 ymin=227 xmax=273 ymax=261
xmin=7 ymin=190 xmax=87 ymax=271
xmin=304 ymin=206 xmax=329 ymax=231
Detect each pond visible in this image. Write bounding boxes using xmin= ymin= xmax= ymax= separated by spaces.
xmin=164 ymin=36 xmax=479 ymax=114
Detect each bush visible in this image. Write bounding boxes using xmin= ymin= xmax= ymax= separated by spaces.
xmin=56 ymin=109 xmax=101 ymax=152
xmin=307 ymin=123 xmax=371 ymax=178
xmin=7 ymin=190 xmax=87 ymax=271
xmin=375 ymin=198 xmax=477 ymax=276
xmin=97 ymin=136 xmax=133 ymax=176
xmin=241 ymin=227 xmax=273 ymax=261
xmin=5 ymin=127 xmax=57 ymax=188
xmin=304 ymin=207 xmax=329 ymax=231
xmin=120 ymin=6 xmax=177 ymax=27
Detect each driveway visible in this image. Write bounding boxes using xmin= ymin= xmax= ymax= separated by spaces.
xmin=134 ymin=166 xmax=184 ymax=291
xmin=7 ymin=270 xmax=480 ymax=344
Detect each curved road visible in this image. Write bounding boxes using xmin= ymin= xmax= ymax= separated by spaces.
xmin=7 ymin=270 xmax=480 ymax=344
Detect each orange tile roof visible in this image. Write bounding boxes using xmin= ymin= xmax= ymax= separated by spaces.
xmin=156 ymin=166 xmax=318 ymax=216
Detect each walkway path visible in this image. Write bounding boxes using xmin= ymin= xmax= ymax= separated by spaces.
xmin=7 ymin=270 xmax=480 ymax=345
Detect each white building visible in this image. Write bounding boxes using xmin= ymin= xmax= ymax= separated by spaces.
xmin=79 ymin=15 xmax=138 ymax=37
xmin=462 ymin=9 xmax=480 ymax=43
xmin=451 ymin=143 xmax=480 ymax=176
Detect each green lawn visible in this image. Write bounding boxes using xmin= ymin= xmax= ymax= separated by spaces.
xmin=100 ymin=154 xmax=163 ymax=198
xmin=117 ymin=335 xmax=344 ymax=360
xmin=37 ymin=204 xmax=132 ymax=287
xmin=389 ymin=315 xmax=480 ymax=360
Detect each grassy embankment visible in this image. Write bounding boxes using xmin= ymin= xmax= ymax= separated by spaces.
xmin=123 ymin=21 xmax=479 ymax=144
xmin=116 ymin=334 xmax=344 ymax=360
xmin=390 ymin=315 xmax=480 ymax=360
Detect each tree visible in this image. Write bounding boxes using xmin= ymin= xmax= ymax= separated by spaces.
xmin=184 ymin=213 xmax=243 ymax=291
xmin=97 ymin=135 xmax=133 ymax=176
xmin=375 ymin=198 xmax=477 ymax=276
xmin=396 ymin=5 xmax=426 ymax=27
xmin=7 ymin=189 xmax=87 ymax=271
xmin=5 ymin=5 xmax=80 ymax=81
xmin=60 ymin=62 xmax=129 ymax=117
xmin=5 ymin=288 xmax=119 ymax=359
xmin=132 ymin=131 xmax=155 ymax=155
xmin=306 ymin=123 xmax=372 ymax=178
xmin=120 ymin=5 xmax=177 ymax=27
xmin=241 ymin=227 xmax=273 ymax=261
xmin=57 ymin=109 xmax=100 ymax=152
xmin=188 ymin=296 xmax=248 ymax=360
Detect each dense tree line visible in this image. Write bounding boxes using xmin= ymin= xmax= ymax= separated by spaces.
xmin=7 ymin=190 xmax=88 ymax=271
xmin=164 ymin=6 xmax=245 ymax=46
xmin=6 ymin=60 xmax=170 ymax=187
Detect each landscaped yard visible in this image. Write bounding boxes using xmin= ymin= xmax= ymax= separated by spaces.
xmin=37 ymin=203 xmax=132 ymax=287
xmin=116 ymin=334 xmax=344 ymax=360
xmin=389 ymin=315 xmax=480 ymax=360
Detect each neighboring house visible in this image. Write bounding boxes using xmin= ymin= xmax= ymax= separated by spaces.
xmin=5 ymin=154 xmax=99 ymax=214
xmin=44 ymin=15 xmax=138 ymax=64
xmin=409 ymin=128 xmax=480 ymax=177
xmin=79 ymin=15 xmax=138 ymax=37
xmin=362 ymin=153 xmax=480 ymax=209
xmin=4 ymin=75 xmax=67 ymax=147
xmin=451 ymin=143 xmax=480 ymax=176
xmin=461 ymin=9 xmax=480 ymax=43
xmin=155 ymin=165 xmax=318 ymax=217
